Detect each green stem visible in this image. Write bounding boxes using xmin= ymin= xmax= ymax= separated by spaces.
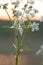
xmin=5 ymin=9 xmax=13 ymax=25
xmin=15 ymin=31 xmax=20 ymax=65
xmin=20 ymin=29 xmax=27 ymax=48
xmin=5 ymin=7 xmax=20 ymax=65
xmin=16 ymin=50 xmax=19 ymax=65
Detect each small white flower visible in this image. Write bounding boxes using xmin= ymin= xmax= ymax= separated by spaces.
xmin=18 ymin=27 xmax=23 ymax=36
xmin=29 ymin=10 xmax=35 ymax=17
xmin=31 ymin=22 xmax=39 ymax=31
xmin=14 ymin=10 xmax=22 ymax=17
xmin=13 ymin=20 xmax=18 ymax=26
xmin=24 ymin=8 xmax=30 ymax=14
xmin=24 ymin=13 xmax=29 ymax=18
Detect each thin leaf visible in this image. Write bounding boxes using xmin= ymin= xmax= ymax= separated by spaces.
xmin=2 ymin=26 xmax=10 ymax=28
xmin=13 ymin=43 xmax=17 ymax=49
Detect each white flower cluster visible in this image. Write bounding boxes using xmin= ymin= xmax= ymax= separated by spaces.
xmin=12 ymin=0 xmax=39 ymax=36
xmin=0 ymin=0 xmax=39 ymax=36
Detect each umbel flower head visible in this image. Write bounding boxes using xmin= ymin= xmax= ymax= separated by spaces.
xmin=11 ymin=0 xmax=40 ymax=36
xmin=2 ymin=0 xmax=39 ymax=36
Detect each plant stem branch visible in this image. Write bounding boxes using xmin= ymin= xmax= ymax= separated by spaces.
xmin=5 ymin=9 xmax=13 ymax=25
xmin=15 ymin=31 xmax=20 ymax=65
xmin=16 ymin=50 xmax=19 ymax=65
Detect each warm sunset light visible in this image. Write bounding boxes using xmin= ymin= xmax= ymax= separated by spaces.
xmin=33 ymin=0 xmax=43 ymax=15
xmin=0 ymin=0 xmax=43 ymax=21
xmin=0 ymin=0 xmax=14 ymax=20
xmin=0 ymin=0 xmax=11 ymax=4
xmin=0 ymin=0 xmax=43 ymax=13
xmin=0 ymin=0 xmax=27 ymax=20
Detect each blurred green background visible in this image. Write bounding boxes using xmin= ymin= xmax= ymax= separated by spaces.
xmin=0 ymin=20 xmax=43 ymax=54
xmin=0 ymin=20 xmax=43 ymax=65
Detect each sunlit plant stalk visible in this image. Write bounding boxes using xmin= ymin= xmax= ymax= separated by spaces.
xmin=3 ymin=6 xmax=26 ymax=65
xmin=6 ymin=9 xmax=19 ymax=65
xmin=5 ymin=9 xmax=19 ymax=65
xmin=3 ymin=4 xmax=13 ymax=25
xmin=15 ymin=29 xmax=20 ymax=65
xmin=2 ymin=2 xmax=39 ymax=65
xmin=15 ymin=29 xmax=28 ymax=65
xmin=2 ymin=4 xmax=19 ymax=65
